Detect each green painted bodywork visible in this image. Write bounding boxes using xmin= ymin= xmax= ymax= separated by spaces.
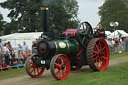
xmin=54 ymin=40 xmax=79 ymax=55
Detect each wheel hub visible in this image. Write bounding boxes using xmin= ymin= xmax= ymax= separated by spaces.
xmin=61 ymin=65 xmax=65 ymax=70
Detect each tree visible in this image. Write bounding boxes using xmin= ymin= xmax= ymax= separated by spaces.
xmin=0 ymin=0 xmax=79 ymax=34
xmin=0 ymin=13 xmax=6 ymax=36
xmin=98 ymin=0 xmax=128 ymax=32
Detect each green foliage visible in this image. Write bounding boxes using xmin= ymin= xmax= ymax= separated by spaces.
xmin=0 ymin=0 xmax=79 ymax=34
xmin=0 ymin=13 xmax=6 ymax=35
xmin=98 ymin=0 xmax=128 ymax=32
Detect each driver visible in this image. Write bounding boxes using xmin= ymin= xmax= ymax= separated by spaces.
xmin=81 ymin=22 xmax=90 ymax=34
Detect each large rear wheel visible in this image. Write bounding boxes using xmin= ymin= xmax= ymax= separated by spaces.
xmin=86 ymin=38 xmax=110 ymax=71
xmin=25 ymin=54 xmax=44 ymax=78
xmin=50 ymin=54 xmax=70 ymax=80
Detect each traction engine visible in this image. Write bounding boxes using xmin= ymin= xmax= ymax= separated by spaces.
xmin=25 ymin=3 xmax=110 ymax=80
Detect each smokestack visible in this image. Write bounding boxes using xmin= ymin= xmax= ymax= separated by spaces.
xmin=41 ymin=3 xmax=49 ymax=33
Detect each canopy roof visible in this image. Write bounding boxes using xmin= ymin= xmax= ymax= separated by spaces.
xmin=108 ymin=30 xmax=128 ymax=38
xmin=0 ymin=32 xmax=42 ymax=40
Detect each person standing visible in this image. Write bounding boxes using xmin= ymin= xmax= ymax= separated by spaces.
xmin=7 ymin=42 xmax=13 ymax=57
xmin=32 ymin=40 xmax=38 ymax=54
xmin=21 ymin=41 xmax=28 ymax=53
xmin=124 ymin=37 xmax=128 ymax=52
xmin=108 ymin=39 xmax=112 ymax=54
xmin=114 ymin=38 xmax=119 ymax=53
xmin=111 ymin=39 xmax=115 ymax=54
xmin=3 ymin=43 xmax=10 ymax=66
xmin=97 ymin=24 xmax=105 ymax=39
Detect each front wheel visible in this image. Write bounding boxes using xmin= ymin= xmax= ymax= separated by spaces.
xmin=50 ymin=54 xmax=70 ymax=80
xmin=25 ymin=54 xmax=44 ymax=78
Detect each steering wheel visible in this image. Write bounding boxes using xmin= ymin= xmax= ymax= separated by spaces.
xmin=76 ymin=21 xmax=93 ymax=48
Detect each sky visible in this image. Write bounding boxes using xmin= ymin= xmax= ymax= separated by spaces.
xmin=0 ymin=0 xmax=105 ymax=28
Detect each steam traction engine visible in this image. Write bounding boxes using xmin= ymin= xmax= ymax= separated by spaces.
xmin=25 ymin=4 xmax=110 ymax=80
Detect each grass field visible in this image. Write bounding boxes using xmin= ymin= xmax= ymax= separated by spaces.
xmin=49 ymin=62 xmax=128 ymax=85
xmin=0 ymin=52 xmax=128 ymax=85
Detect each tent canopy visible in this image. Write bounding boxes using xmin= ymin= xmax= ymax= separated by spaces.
xmin=107 ymin=30 xmax=128 ymax=38
xmin=0 ymin=32 xmax=43 ymax=50
xmin=0 ymin=32 xmax=42 ymax=40
xmin=105 ymin=31 xmax=111 ymax=36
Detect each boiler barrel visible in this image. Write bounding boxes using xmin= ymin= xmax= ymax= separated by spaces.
xmin=37 ymin=39 xmax=79 ymax=59
xmin=54 ymin=40 xmax=79 ymax=55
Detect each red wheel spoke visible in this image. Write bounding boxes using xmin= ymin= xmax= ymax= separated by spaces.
xmin=30 ymin=69 xmax=34 ymax=74
xmin=102 ymin=47 xmax=106 ymax=51
xmin=57 ymin=58 xmax=59 ymax=64
xmin=95 ymin=44 xmax=99 ymax=51
xmin=98 ymin=41 xmax=101 ymax=50
xmin=37 ymin=68 xmax=40 ymax=74
xmin=55 ymin=70 xmax=60 ymax=75
xmin=96 ymin=58 xmax=98 ymax=68
xmin=93 ymin=56 xmax=99 ymax=61
xmin=102 ymin=56 xmax=107 ymax=60
xmin=93 ymin=51 xmax=98 ymax=54
xmin=97 ymin=57 xmax=100 ymax=68
xmin=33 ymin=68 xmax=36 ymax=75
xmin=61 ymin=60 xmax=66 ymax=65
xmin=54 ymin=63 xmax=60 ymax=66
xmin=93 ymin=54 xmax=97 ymax=57
xmin=29 ymin=66 xmax=33 ymax=69
xmin=63 ymin=69 xmax=67 ymax=73
xmin=62 ymin=70 xmax=64 ymax=76
xmin=100 ymin=58 xmax=102 ymax=66
xmin=54 ymin=67 xmax=58 ymax=70
xmin=29 ymin=62 xmax=33 ymax=65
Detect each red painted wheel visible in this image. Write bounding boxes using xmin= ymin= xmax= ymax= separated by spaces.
xmin=86 ymin=38 xmax=110 ymax=71
xmin=71 ymin=66 xmax=82 ymax=71
xmin=25 ymin=54 xmax=44 ymax=78
xmin=50 ymin=54 xmax=70 ymax=80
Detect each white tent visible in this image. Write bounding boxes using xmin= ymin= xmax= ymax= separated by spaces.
xmin=0 ymin=32 xmax=42 ymax=50
xmin=107 ymin=30 xmax=128 ymax=38
xmin=105 ymin=31 xmax=111 ymax=36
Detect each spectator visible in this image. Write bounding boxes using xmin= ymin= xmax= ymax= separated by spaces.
xmin=18 ymin=44 xmax=21 ymax=50
xmin=0 ymin=44 xmax=4 ymax=71
xmin=32 ymin=41 xmax=35 ymax=53
xmin=108 ymin=39 xmax=113 ymax=54
xmin=7 ymin=42 xmax=13 ymax=54
xmin=125 ymin=37 xmax=128 ymax=52
xmin=32 ymin=40 xmax=38 ymax=54
xmin=21 ymin=41 xmax=28 ymax=53
xmin=23 ymin=50 xmax=29 ymax=64
xmin=114 ymin=38 xmax=119 ymax=53
xmin=97 ymin=24 xmax=105 ymax=39
xmin=15 ymin=49 xmax=24 ymax=64
xmin=3 ymin=43 xmax=10 ymax=66
xmin=11 ymin=53 xmax=18 ymax=66
xmin=118 ymin=38 xmax=124 ymax=53
xmin=105 ymin=38 xmax=109 ymax=44
xmin=111 ymin=39 xmax=115 ymax=54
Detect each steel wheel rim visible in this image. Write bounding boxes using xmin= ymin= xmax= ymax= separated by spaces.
xmin=93 ymin=39 xmax=109 ymax=71
xmin=25 ymin=54 xmax=44 ymax=78
xmin=50 ymin=54 xmax=70 ymax=80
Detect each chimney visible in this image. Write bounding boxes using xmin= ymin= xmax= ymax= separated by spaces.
xmin=40 ymin=4 xmax=49 ymax=33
